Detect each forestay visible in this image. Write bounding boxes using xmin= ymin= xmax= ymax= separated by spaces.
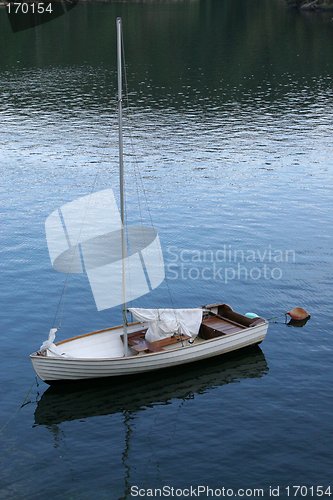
xmin=129 ymin=308 xmax=203 ymax=342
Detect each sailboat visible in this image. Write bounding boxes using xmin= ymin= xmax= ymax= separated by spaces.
xmin=30 ymin=18 xmax=269 ymax=384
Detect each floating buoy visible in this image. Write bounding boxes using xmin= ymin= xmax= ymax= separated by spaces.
xmin=287 ymin=317 xmax=311 ymax=328
xmin=286 ymin=307 xmax=310 ymax=321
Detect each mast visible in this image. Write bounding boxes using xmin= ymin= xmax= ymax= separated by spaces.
xmin=116 ymin=17 xmax=128 ymax=356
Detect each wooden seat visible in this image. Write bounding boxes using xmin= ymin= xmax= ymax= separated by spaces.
xmin=199 ymin=314 xmax=245 ymax=340
xmin=125 ymin=329 xmax=190 ymax=354
xmin=148 ymin=333 xmax=190 ymax=352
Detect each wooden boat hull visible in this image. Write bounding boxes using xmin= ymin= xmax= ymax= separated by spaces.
xmin=30 ymin=321 xmax=268 ymax=383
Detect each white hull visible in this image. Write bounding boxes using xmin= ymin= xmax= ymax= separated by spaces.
xmin=30 ymin=321 xmax=268 ymax=383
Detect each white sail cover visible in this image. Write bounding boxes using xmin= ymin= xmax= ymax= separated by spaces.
xmin=129 ymin=308 xmax=203 ymax=342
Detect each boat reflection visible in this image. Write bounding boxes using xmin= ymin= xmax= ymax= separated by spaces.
xmin=34 ymin=346 xmax=268 ymax=427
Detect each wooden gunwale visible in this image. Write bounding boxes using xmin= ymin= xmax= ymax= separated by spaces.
xmin=55 ymin=306 xmax=255 ymax=348
xmin=33 ymin=321 xmax=269 ymax=362
xmin=56 ymin=321 xmax=141 ymax=346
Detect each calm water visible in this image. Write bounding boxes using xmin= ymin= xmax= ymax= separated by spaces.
xmin=1 ymin=1 xmax=333 ymax=498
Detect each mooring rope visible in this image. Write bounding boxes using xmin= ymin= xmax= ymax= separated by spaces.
xmin=0 ymin=378 xmax=39 ymax=438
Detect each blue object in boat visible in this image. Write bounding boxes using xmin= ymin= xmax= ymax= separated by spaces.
xmin=245 ymin=312 xmax=259 ymax=319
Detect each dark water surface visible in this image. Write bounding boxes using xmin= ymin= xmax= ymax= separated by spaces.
xmin=0 ymin=1 xmax=333 ymax=498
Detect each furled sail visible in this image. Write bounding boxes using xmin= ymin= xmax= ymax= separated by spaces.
xmin=129 ymin=308 xmax=203 ymax=342
xmin=45 ymin=189 xmax=165 ymax=310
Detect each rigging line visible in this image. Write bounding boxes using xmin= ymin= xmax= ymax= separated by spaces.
xmin=121 ymin=37 xmax=177 ymax=314
xmin=51 ymin=63 xmax=123 ymax=331
xmin=51 ymin=170 xmax=101 ymax=331
xmin=120 ymin=24 xmax=194 ymax=348
xmin=0 ymin=378 xmax=38 ymax=438
xmin=120 ymin=26 xmax=189 ymax=350
xmin=121 ymin=33 xmax=149 ymax=230
xmin=50 ymin=42 xmax=130 ymax=332
xmin=121 ymin=31 xmax=145 ymax=230
xmin=119 ymin=31 xmax=133 ymax=310
xmin=121 ymin=29 xmax=154 ymax=306
xmin=132 ymin=153 xmax=178 ymax=311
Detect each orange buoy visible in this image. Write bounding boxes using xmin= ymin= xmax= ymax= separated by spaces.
xmin=287 ymin=307 xmax=310 ymax=321
xmin=287 ymin=317 xmax=311 ymax=328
